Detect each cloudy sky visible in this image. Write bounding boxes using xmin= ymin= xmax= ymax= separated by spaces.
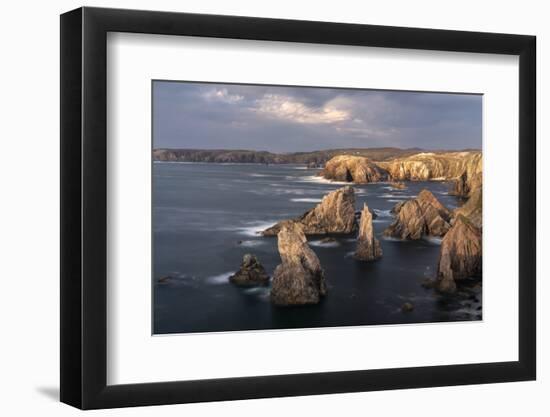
xmin=153 ymin=81 xmax=482 ymax=153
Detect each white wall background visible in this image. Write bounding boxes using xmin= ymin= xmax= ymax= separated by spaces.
xmin=0 ymin=0 xmax=545 ymax=415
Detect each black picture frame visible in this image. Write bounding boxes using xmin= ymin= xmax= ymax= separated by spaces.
xmin=60 ymin=6 xmax=536 ymax=410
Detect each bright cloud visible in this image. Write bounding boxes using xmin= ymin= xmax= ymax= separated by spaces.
xmin=252 ymin=94 xmax=351 ymax=124
xmin=202 ymin=88 xmax=244 ymax=104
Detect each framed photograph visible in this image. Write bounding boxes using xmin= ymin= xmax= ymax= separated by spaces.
xmin=60 ymin=6 xmax=536 ymax=409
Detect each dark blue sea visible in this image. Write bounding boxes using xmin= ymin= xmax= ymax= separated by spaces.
xmin=153 ymin=162 xmax=481 ymax=334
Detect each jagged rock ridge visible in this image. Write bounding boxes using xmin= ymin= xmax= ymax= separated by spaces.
xmin=263 ymin=186 xmax=357 ymax=236
xmin=384 ymin=189 xmax=452 ymax=239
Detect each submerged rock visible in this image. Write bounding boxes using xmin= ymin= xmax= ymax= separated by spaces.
xmin=263 ymin=186 xmax=357 ymax=236
xmin=321 ymin=155 xmax=389 ymax=183
xmin=384 ymin=189 xmax=452 ymax=239
xmin=229 ymin=254 xmax=270 ymax=286
xmin=271 ymin=222 xmax=327 ymax=306
xmin=354 ymin=203 xmax=382 ymax=261
xmin=436 ymin=215 xmax=482 ymax=294
xmin=390 ymin=181 xmax=407 ymax=190
xmin=401 ymin=302 xmax=414 ymax=312
xmin=453 ymin=188 xmax=482 ymax=229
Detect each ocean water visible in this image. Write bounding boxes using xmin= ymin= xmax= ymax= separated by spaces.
xmin=153 ymin=162 xmax=481 ymax=334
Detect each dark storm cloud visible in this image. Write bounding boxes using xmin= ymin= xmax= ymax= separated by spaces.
xmin=153 ymin=81 xmax=482 ymax=152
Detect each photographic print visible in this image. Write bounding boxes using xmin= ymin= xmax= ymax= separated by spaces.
xmin=152 ymin=81 xmax=482 ymax=335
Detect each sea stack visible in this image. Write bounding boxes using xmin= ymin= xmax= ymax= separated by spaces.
xmin=384 ymin=189 xmax=452 ymax=239
xmin=436 ymin=215 xmax=482 ymax=293
xmin=263 ymin=186 xmax=357 ymax=236
xmin=270 ymin=222 xmax=327 ymax=306
xmin=229 ymin=254 xmax=270 ymax=286
xmin=354 ymin=203 xmax=382 ymax=261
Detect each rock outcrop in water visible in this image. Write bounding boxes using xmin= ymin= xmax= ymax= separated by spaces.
xmin=321 ymin=155 xmax=389 ymax=183
xmin=263 ymin=186 xmax=357 ymax=236
xmin=390 ymin=181 xmax=407 ymax=190
xmin=354 ymin=203 xmax=383 ymax=261
xmin=384 ymin=189 xmax=452 ymax=239
xmin=453 ymin=188 xmax=482 ymax=229
xmin=436 ymin=215 xmax=482 ymax=293
xmin=229 ymin=254 xmax=270 ymax=286
xmin=270 ymin=222 xmax=327 ymax=305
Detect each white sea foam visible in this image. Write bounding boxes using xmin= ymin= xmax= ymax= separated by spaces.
xmin=290 ymin=198 xmax=323 ymax=203
xmin=373 ymin=209 xmax=393 ymax=218
xmin=234 ymin=220 xmax=280 ymax=236
xmin=239 ymin=240 xmax=265 ymax=247
xmin=204 ymin=272 xmax=233 ymax=285
xmin=243 ymin=287 xmax=271 ymax=301
xmin=388 ymin=199 xmax=406 ymax=203
xmin=309 ymin=239 xmax=340 ymax=248
xmin=248 ymin=173 xmax=270 ymax=177
xmin=423 ymin=236 xmax=443 ymax=245
xmin=297 ymin=175 xmax=349 ymax=185
xmin=382 ymin=236 xmax=404 ymax=242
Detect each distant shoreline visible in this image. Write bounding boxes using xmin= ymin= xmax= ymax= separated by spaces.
xmin=152 ymin=147 xmax=481 ymax=165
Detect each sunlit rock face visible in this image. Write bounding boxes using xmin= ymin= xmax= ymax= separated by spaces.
xmin=270 ymin=222 xmax=327 ymax=306
xmin=384 ymin=189 xmax=452 ymax=240
xmin=321 ymin=155 xmax=390 ymax=183
xmin=377 ymin=151 xmax=482 ymax=183
xmin=436 ymin=215 xmax=482 ymax=294
xmin=263 ymin=186 xmax=357 ymax=236
xmin=445 ymin=152 xmax=482 ymax=197
xmin=354 ymin=203 xmax=383 ymax=262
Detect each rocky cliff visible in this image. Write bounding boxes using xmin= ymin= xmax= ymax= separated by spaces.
xmin=384 ymin=189 xmax=452 ymax=239
xmin=377 ymin=151 xmax=482 ymax=182
xmin=270 ymin=222 xmax=327 ymax=305
xmin=436 ymin=215 xmax=482 ymax=293
xmin=320 ymin=155 xmax=390 ymax=183
xmin=229 ymin=254 xmax=270 ymax=286
xmin=354 ymin=203 xmax=383 ymax=261
xmin=263 ymin=186 xmax=357 ymax=236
